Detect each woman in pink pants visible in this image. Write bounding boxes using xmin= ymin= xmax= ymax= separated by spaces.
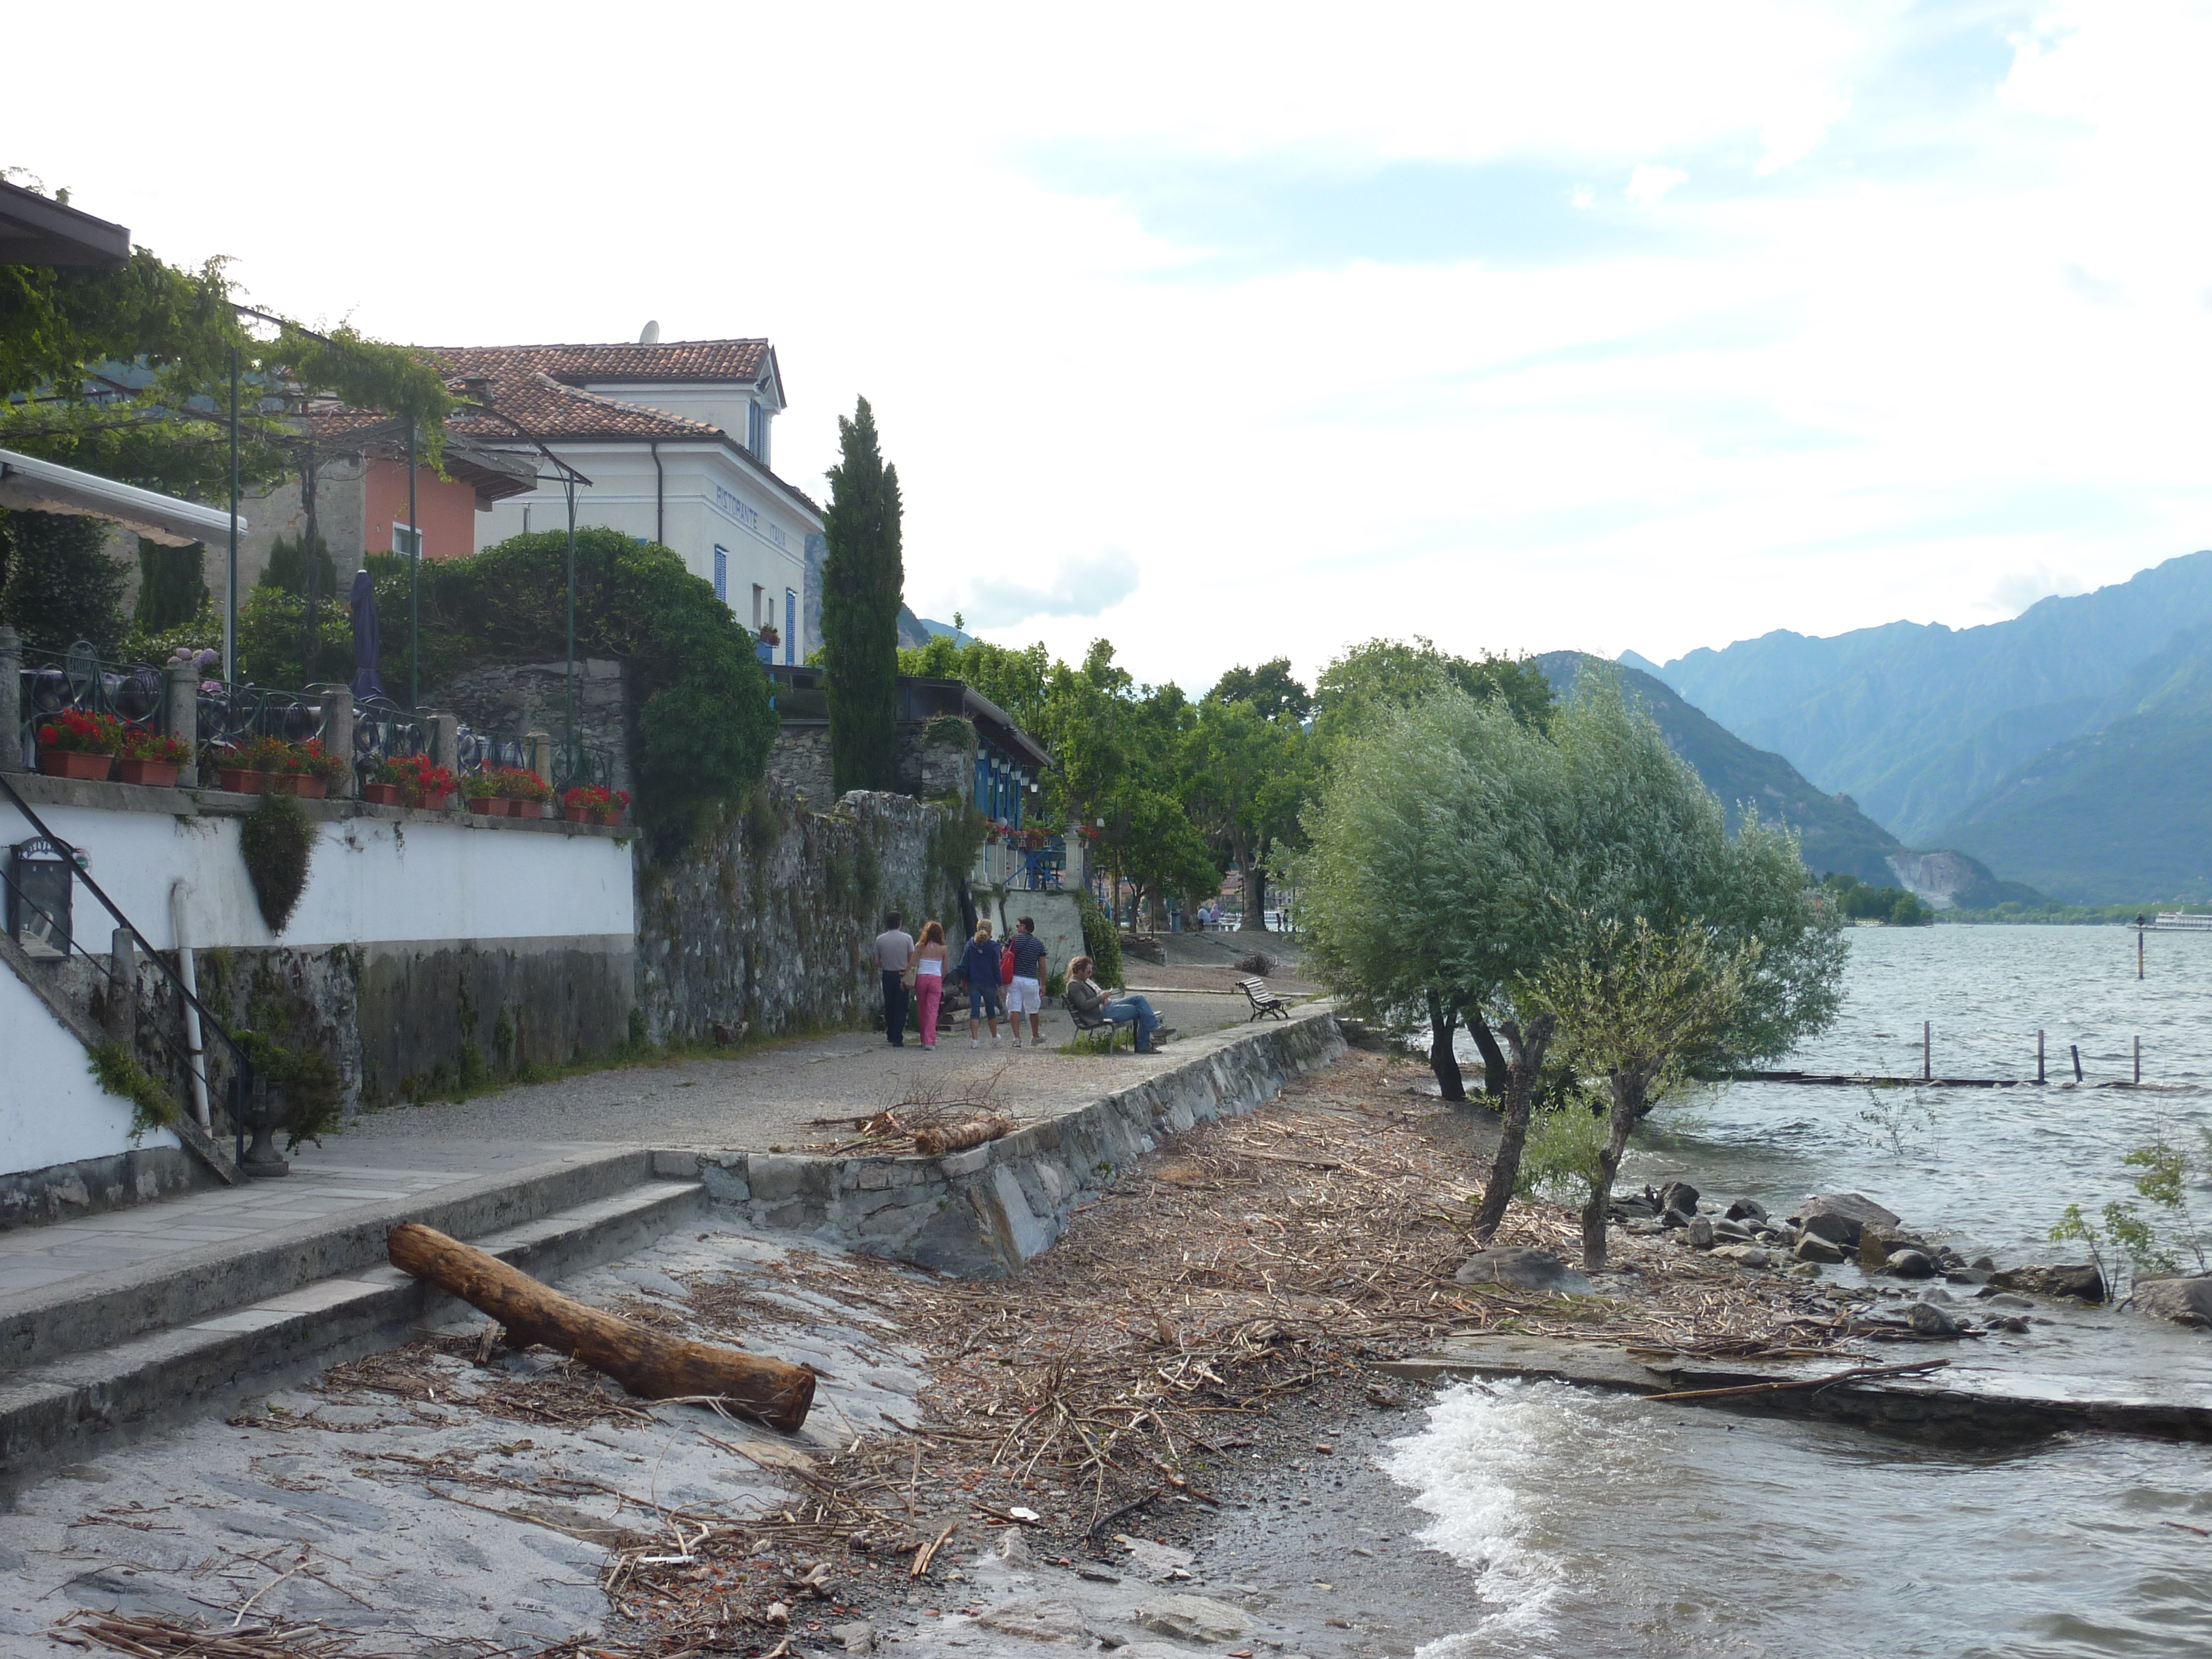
xmin=912 ymin=920 xmax=948 ymax=1048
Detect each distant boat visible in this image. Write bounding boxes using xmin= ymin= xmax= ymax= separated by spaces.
xmin=2151 ymin=912 xmax=2212 ymax=930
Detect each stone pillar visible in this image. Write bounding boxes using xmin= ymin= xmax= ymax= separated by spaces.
xmin=105 ymin=926 xmax=138 ymax=1047
xmin=164 ymin=662 xmax=199 ymax=788
xmin=0 ymin=626 xmax=22 ymax=773
xmin=428 ymin=712 xmax=458 ymax=779
xmin=319 ymin=689 xmax=356 ymax=799
xmin=525 ymin=728 xmax=554 ymax=788
xmin=1064 ymin=820 xmax=1087 ymax=893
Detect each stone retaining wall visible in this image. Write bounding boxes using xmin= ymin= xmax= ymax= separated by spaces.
xmin=653 ymin=1004 xmax=1343 ymax=1276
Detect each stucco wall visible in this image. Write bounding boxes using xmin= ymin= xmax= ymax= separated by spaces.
xmin=0 ymin=962 xmax=178 ymax=1187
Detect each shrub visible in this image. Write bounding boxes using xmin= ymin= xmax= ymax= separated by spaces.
xmin=1079 ymin=891 xmax=1125 ymax=988
xmin=0 ymin=509 xmax=127 ymax=652
xmin=1235 ymin=950 xmax=1276 ymax=976
xmin=239 ymin=788 xmax=314 ymax=933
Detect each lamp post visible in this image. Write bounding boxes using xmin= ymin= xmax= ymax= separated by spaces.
xmin=407 ymin=418 xmax=420 ymax=711
xmin=225 ymin=348 xmax=240 ymax=686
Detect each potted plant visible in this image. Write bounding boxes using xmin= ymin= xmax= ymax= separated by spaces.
xmin=494 ymin=766 xmax=551 ymax=819
xmin=115 ymin=726 xmax=192 ymax=788
xmin=369 ymin=752 xmax=455 ymax=809
xmin=461 ymin=772 xmax=501 ymax=814
xmin=216 ymin=734 xmax=294 ymax=794
xmin=561 ymin=783 xmax=603 ymax=824
xmin=286 ymin=737 xmax=349 ymax=800
xmin=36 ymin=709 xmax=122 ymax=780
xmin=598 ymin=787 xmax=631 ymax=827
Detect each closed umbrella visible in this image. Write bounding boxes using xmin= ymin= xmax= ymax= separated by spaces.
xmin=348 ymin=569 xmax=384 ymax=699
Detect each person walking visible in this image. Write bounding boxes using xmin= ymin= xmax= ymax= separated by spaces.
xmin=961 ymin=919 xmax=1004 ymax=1047
xmin=1064 ymin=955 xmax=1173 ymax=1053
xmin=912 ymin=920 xmax=949 ymax=1050
xmin=875 ymin=910 xmax=916 ymax=1047
xmin=1008 ymin=916 xmax=1049 ymax=1047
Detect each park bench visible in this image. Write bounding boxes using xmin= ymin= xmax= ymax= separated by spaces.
xmin=1067 ymin=994 xmax=1136 ymax=1052
xmin=1237 ymin=977 xmax=1290 ymax=1021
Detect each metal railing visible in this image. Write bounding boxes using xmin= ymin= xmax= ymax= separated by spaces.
xmin=16 ymin=642 xmax=614 ymax=799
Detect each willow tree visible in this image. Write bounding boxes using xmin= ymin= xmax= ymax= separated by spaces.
xmin=820 ymin=397 xmax=904 ymax=795
xmin=1530 ymin=674 xmax=1846 ymax=1267
xmin=1298 ymin=686 xmax=1577 ymax=1230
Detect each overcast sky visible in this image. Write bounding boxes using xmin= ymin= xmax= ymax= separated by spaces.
xmin=15 ymin=2 xmax=2212 ymax=691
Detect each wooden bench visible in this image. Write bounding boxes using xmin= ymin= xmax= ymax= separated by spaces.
xmin=1237 ymin=977 xmax=1290 ymax=1021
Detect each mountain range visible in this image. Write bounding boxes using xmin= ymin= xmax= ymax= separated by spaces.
xmin=1533 ymin=652 xmax=2033 ymax=908
xmin=1624 ymin=552 xmax=2212 ymax=903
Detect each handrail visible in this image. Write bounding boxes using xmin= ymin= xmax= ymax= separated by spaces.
xmin=0 ymin=767 xmax=253 ymax=1156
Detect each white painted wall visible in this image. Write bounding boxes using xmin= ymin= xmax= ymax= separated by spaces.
xmin=0 ymin=803 xmax=635 ymax=953
xmin=474 ymin=440 xmax=811 ymax=645
xmin=0 ymin=964 xmax=178 ymax=1174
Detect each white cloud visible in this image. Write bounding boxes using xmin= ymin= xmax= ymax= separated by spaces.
xmin=1624 ymin=164 xmax=1689 ymax=205
xmin=12 ymin=1 xmax=2212 ymax=688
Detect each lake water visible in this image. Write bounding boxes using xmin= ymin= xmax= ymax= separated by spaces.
xmin=1396 ymin=925 xmax=2212 ymax=1658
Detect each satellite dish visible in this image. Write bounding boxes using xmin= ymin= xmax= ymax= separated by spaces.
xmin=638 ymin=320 xmax=661 ymax=344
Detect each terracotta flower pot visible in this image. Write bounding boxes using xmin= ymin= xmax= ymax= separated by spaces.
xmin=115 ymin=757 xmax=180 ymax=788
xmin=217 ymin=766 xmax=269 ymax=795
xmin=363 ymin=782 xmax=404 ymax=807
xmin=282 ymin=775 xmax=327 ymax=800
xmin=469 ymin=795 xmax=501 ymax=814
xmin=416 ymin=788 xmax=453 ymax=813
xmin=596 ymin=808 xmax=623 ymax=826
xmin=563 ymin=803 xmax=594 ymax=824
xmin=39 ymin=750 xmax=114 ymax=782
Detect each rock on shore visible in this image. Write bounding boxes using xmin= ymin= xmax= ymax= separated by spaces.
xmin=2131 ymin=1275 xmax=2212 ymax=1328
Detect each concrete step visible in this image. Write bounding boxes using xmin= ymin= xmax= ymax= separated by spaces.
xmin=0 ymin=1175 xmax=703 ymax=1487
xmin=0 ymin=1147 xmax=662 ymax=1373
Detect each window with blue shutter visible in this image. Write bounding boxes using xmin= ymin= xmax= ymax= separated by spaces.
xmin=713 ymin=546 xmax=728 ymax=603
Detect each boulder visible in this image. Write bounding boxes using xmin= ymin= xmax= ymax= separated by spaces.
xmin=1453 ymin=1247 xmax=1595 ymax=1296
xmin=1989 ymin=1264 xmax=2105 ymax=1302
xmin=1659 ymin=1208 xmax=1694 ymax=1230
xmin=1713 ymin=1217 xmax=1757 ymax=1242
xmin=1978 ymin=1291 xmax=2035 ymax=1308
xmin=1858 ymin=1224 xmax=1934 ymax=1269
xmin=2131 ymin=1275 xmax=2212 ymax=1329
xmin=1685 ymin=1215 xmax=1716 ymax=1249
xmin=1971 ymin=1256 xmax=1997 ymax=1272
xmin=1944 ymin=1268 xmax=1991 ymax=1287
xmin=1724 ymin=1197 xmax=1769 ymax=1222
xmin=1794 ymin=1233 xmax=1848 ymax=1265
xmin=1985 ymin=1315 xmax=2031 ymax=1334
xmin=1658 ymin=1181 xmax=1701 ymax=1218
xmin=1905 ymin=1302 xmax=1964 ymax=1336
xmin=830 ymin=1624 xmax=876 ymax=1656
xmin=1710 ymin=1245 xmax=1772 ymax=1268
xmin=1794 ymin=1193 xmax=1899 ymax=1248
xmin=1788 ymin=1261 xmax=1824 ymax=1279
xmin=1136 ymin=1596 xmax=1253 ymax=1645
xmin=1883 ymin=1250 xmax=1937 ymax=1279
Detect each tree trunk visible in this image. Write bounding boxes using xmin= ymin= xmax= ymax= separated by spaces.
xmin=1578 ymin=1074 xmax=1647 ymax=1272
xmin=1466 ymin=1013 xmax=1509 ymax=1098
xmin=1471 ymin=1013 xmax=1555 ymax=1241
xmin=1426 ymin=988 xmax=1466 ymax=1103
xmin=387 ymin=1222 xmax=815 ymax=1431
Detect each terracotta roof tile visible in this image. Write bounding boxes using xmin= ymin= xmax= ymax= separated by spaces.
xmin=431 ymin=340 xmax=771 ymax=386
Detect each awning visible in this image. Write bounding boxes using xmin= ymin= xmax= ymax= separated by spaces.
xmin=0 ymin=447 xmax=245 ymax=547
xmin=0 ymin=181 xmax=129 ymax=269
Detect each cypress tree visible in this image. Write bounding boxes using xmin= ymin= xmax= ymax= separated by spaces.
xmin=820 ymin=396 xmax=904 ymax=795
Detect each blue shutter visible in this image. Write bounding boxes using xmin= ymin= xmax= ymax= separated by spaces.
xmin=785 ymin=589 xmax=796 ymax=664
xmin=714 ymin=546 xmax=728 ymax=603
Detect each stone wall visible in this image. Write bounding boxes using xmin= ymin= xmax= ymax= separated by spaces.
xmin=655 ymin=1005 xmax=1345 ymax=1276
xmin=768 ymin=719 xmax=976 ymax=808
xmin=426 ymin=657 xmax=635 ymax=796
xmin=634 ymin=785 xmax=967 ymax=1045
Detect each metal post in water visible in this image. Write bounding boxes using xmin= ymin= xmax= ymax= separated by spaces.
xmin=2134 ymin=1035 xmax=2141 ymax=1085
xmin=2137 ymin=914 xmax=2147 ymax=980
xmin=1923 ymin=1021 xmax=1931 ymax=1082
xmin=2071 ymin=1043 xmax=2083 ymax=1084
xmin=2037 ymin=1028 xmax=2046 ymax=1084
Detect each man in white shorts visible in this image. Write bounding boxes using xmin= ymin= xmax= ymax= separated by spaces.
xmin=1007 ymin=916 xmax=1048 ymax=1046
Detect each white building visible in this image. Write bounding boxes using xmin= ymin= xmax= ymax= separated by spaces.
xmin=432 ymin=337 xmax=819 ymax=660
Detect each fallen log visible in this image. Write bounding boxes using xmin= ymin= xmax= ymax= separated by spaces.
xmin=913 ymin=1114 xmax=1016 ymax=1156
xmin=386 ymin=1222 xmax=814 ymax=1432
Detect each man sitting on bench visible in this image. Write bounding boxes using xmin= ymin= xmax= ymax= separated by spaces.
xmin=1064 ymin=956 xmax=1171 ymax=1053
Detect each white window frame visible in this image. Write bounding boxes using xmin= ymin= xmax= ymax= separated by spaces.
xmin=392 ymin=521 xmax=421 ymax=557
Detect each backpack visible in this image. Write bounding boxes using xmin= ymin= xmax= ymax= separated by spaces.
xmin=1000 ymin=943 xmax=1016 ymax=985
